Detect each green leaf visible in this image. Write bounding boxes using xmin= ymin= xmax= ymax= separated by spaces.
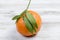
xmin=19 ymin=9 xmax=27 ymax=17
xmin=31 ymin=24 xmax=36 ymax=32
xmin=12 ymin=15 xmax=20 ymax=20
xmin=23 ymin=16 xmax=33 ymax=34
xmin=26 ymin=12 xmax=38 ymax=28
xmin=12 ymin=9 xmax=27 ymax=22
xmin=16 ymin=10 xmax=27 ymax=22
xmin=28 ymin=21 xmax=36 ymax=32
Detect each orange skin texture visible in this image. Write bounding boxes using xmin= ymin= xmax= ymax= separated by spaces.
xmin=16 ymin=10 xmax=42 ymax=37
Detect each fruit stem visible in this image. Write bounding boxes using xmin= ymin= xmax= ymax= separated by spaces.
xmin=26 ymin=0 xmax=31 ymax=10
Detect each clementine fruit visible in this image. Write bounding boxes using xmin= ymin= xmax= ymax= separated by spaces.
xmin=16 ymin=10 xmax=42 ymax=37
xmin=12 ymin=0 xmax=42 ymax=37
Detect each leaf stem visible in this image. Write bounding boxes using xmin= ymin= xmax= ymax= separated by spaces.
xmin=26 ymin=0 xmax=31 ymax=10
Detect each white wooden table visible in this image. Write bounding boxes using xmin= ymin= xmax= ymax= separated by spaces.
xmin=0 ymin=0 xmax=60 ymax=40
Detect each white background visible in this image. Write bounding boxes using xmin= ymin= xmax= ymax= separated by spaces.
xmin=0 ymin=0 xmax=60 ymax=40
